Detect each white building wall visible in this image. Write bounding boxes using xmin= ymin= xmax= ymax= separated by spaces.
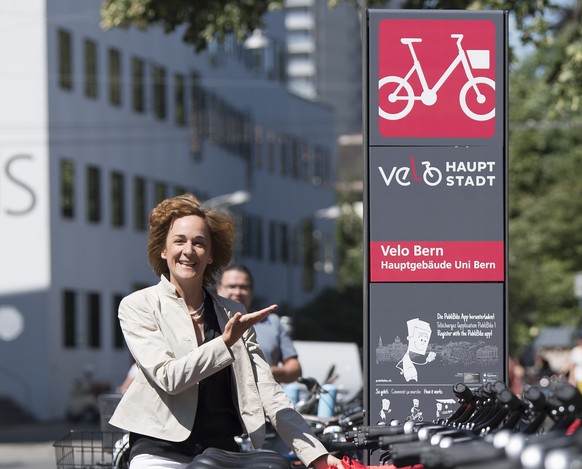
xmin=0 ymin=0 xmax=337 ymax=420
xmin=0 ymin=0 xmax=53 ymax=420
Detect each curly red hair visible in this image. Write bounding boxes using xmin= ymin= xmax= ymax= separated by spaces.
xmin=147 ymin=194 xmax=234 ymax=286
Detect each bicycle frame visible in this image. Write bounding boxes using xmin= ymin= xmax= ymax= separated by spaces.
xmin=379 ymin=33 xmax=495 ymax=122
xmin=395 ymin=34 xmax=475 ymax=103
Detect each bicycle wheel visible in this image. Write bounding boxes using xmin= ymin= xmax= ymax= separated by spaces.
xmin=378 ymin=76 xmax=414 ymax=121
xmin=421 ymin=164 xmax=442 ymax=186
xmin=459 ymin=77 xmax=495 ymax=121
xmin=113 ymin=433 xmax=130 ymax=469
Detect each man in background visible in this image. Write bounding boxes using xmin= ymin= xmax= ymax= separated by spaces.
xmin=217 ymin=264 xmax=302 ymax=384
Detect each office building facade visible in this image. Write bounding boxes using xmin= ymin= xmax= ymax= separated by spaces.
xmin=0 ymin=0 xmax=337 ymax=420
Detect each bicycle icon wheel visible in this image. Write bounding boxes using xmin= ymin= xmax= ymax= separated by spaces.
xmin=378 ymin=76 xmax=415 ymax=121
xmin=460 ymin=77 xmax=495 ymax=121
xmin=422 ymin=164 xmax=442 ymax=186
xmin=379 ymin=75 xmax=496 ymax=122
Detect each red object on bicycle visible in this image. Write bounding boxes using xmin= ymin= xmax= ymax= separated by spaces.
xmin=330 ymin=455 xmax=424 ymax=469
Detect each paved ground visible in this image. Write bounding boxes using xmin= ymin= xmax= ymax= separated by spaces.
xmin=0 ymin=420 xmax=99 ymax=469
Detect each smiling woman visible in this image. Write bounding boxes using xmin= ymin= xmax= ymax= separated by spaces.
xmin=108 ymin=193 xmax=341 ymax=469
xmin=146 ymin=194 xmax=233 ymax=288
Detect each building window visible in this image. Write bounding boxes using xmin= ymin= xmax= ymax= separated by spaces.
xmin=153 ymin=65 xmax=167 ymax=120
xmin=243 ymin=214 xmax=263 ymax=259
xmin=254 ymin=125 xmax=264 ymax=168
xmin=291 ymin=225 xmax=301 ymax=265
xmin=108 ymin=48 xmax=122 ymax=106
xmin=313 ymin=145 xmax=323 ymax=186
xmin=290 ymin=137 xmax=300 ymax=179
xmin=60 ymin=159 xmax=75 ymax=218
xmin=279 ymin=135 xmax=288 ymax=176
xmin=84 ymin=38 xmax=98 ymax=99
xmin=174 ymin=73 xmax=186 ymax=126
xmin=242 ymin=213 xmax=251 ymax=257
xmin=280 ymin=223 xmax=289 ymax=263
xmin=189 ymin=73 xmax=206 ymax=160
xmin=302 ymin=219 xmax=314 ymax=291
xmin=322 ymin=147 xmax=331 ymax=187
xmin=132 ymin=57 xmax=145 ymax=113
xmin=87 ymin=165 xmax=101 ymax=223
xmin=267 ymin=130 xmax=276 ymax=173
xmin=113 ymin=294 xmax=125 ymax=349
xmin=133 ymin=176 xmax=147 ymax=230
xmin=231 ymin=210 xmax=243 ymax=259
xmin=58 ymin=29 xmax=73 ymax=90
xmin=254 ymin=216 xmax=264 ymax=260
xmin=269 ymin=221 xmax=277 ymax=262
xmin=63 ymin=290 xmax=76 ymax=348
xmin=301 ymin=143 xmax=311 ymax=182
xmin=87 ymin=292 xmax=101 ymax=349
xmin=255 ymin=217 xmax=263 ymax=260
xmin=111 ymin=171 xmax=125 ymax=227
xmin=154 ymin=182 xmax=167 ymax=205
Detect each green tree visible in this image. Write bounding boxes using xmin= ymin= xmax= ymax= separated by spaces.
xmin=101 ymin=0 xmax=386 ymax=52
xmin=336 ymin=191 xmax=365 ymax=290
xmin=101 ymin=0 xmax=282 ymax=52
xmin=507 ymin=35 xmax=582 ymax=355
xmin=292 ymin=285 xmax=364 ymax=347
xmin=101 ymin=0 xmax=582 ymax=111
xmin=292 ymin=187 xmax=365 ymax=345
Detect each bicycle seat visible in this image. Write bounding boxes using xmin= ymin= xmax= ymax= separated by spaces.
xmin=186 ymin=447 xmax=291 ymax=469
xmin=401 ymin=38 xmax=422 ymax=44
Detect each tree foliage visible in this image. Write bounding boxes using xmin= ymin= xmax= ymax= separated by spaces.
xmin=507 ymin=33 xmax=582 ymax=355
xmin=101 ymin=0 xmax=282 ymax=52
xmin=100 ymin=0 xmax=387 ymax=52
xmin=292 ymin=285 xmax=364 ymax=347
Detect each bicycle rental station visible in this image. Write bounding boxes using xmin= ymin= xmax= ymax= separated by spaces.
xmin=358 ymin=7 xmax=582 ymax=469
xmin=364 ymin=7 xmax=510 ymax=467
xmin=53 ymin=8 xmax=582 ymax=469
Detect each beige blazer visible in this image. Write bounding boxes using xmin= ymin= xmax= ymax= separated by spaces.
xmin=109 ymin=276 xmax=326 ymax=466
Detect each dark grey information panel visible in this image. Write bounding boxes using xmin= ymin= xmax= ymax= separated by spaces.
xmin=368 ymin=146 xmax=505 ymax=283
xmin=369 ymin=282 xmax=503 ymax=425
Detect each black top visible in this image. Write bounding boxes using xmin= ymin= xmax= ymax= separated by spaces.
xmin=129 ymin=294 xmax=243 ymax=463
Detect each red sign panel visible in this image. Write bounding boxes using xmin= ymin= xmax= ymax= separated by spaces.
xmin=378 ymin=19 xmax=496 ymax=138
xmin=370 ymin=240 xmax=504 ymax=282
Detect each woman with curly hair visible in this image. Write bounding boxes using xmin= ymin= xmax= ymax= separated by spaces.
xmin=110 ymin=193 xmax=340 ymax=469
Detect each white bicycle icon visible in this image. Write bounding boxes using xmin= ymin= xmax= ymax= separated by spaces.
xmin=378 ymin=34 xmax=495 ymax=121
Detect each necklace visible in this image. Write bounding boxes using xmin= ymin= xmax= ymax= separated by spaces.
xmin=190 ymin=292 xmax=206 ymax=321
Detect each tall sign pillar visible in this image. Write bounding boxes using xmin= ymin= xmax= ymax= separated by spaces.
xmin=363 ymin=10 xmax=508 ymax=461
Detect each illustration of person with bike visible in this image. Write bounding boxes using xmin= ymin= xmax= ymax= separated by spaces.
xmin=396 ymin=318 xmax=436 ymax=382
xmin=406 ymin=398 xmax=424 ymax=421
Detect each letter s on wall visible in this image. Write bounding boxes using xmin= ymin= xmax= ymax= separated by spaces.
xmin=5 ymin=154 xmax=36 ymax=216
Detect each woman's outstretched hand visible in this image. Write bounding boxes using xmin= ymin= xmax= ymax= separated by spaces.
xmin=312 ymin=454 xmax=343 ymax=468
xmin=222 ymin=304 xmax=278 ymax=348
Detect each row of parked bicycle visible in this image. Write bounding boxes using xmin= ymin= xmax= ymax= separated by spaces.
xmin=340 ymin=380 xmax=582 ymax=468
xmin=55 ymin=374 xmax=582 ymax=468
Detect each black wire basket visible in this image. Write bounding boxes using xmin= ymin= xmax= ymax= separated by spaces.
xmin=54 ymin=430 xmax=128 ymax=469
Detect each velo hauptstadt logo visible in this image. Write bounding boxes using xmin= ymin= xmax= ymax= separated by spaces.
xmin=377 ymin=155 xmax=496 ymax=188
xmin=377 ymin=19 xmax=496 ymax=138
